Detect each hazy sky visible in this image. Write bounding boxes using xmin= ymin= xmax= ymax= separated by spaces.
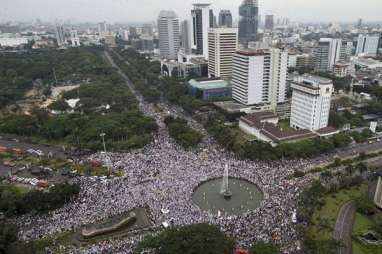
xmin=1 ymin=0 xmax=381 ymax=23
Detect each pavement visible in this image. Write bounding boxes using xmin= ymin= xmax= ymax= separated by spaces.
xmin=333 ymin=201 xmax=357 ymax=254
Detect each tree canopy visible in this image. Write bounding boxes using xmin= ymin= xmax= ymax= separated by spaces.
xmin=135 ymin=224 xmax=234 ymax=254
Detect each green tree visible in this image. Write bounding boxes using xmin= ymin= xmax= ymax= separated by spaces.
xmin=135 ymin=224 xmax=234 ymax=254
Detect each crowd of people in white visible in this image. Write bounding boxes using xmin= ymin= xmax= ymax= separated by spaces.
xmin=14 ymin=52 xmax=331 ymax=254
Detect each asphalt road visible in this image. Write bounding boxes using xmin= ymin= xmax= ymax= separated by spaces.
xmin=333 ymin=201 xmax=356 ymax=254
xmin=336 ymin=140 xmax=382 ymax=159
xmin=0 ymin=136 xmax=67 ymax=159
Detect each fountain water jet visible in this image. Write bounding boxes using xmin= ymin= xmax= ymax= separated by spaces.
xmin=220 ymin=164 xmax=232 ymax=198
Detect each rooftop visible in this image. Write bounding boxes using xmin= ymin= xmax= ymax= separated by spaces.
xmin=315 ymin=127 xmax=339 ymax=136
xmin=235 ymin=49 xmax=270 ymax=56
xmin=158 ymin=10 xmax=178 ymax=18
xmin=300 ymin=74 xmax=333 ymax=84
xmin=192 ymin=3 xmax=211 ymax=8
xmin=240 ymin=113 xmax=317 ymax=143
xmin=188 ymin=79 xmax=230 ymax=90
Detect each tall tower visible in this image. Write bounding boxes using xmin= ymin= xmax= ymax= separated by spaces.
xmin=158 ymin=10 xmax=180 ymax=60
xmin=238 ymin=0 xmax=259 ymax=48
xmin=190 ymin=3 xmax=213 ymax=58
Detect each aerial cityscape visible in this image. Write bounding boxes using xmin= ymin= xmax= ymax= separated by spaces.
xmin=1 ymin=0 xmax=382 ymax=254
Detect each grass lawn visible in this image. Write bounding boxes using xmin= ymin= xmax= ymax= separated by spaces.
xmin=352 ymin=213 xmax=382 ymax=254
xmin=307 ymin=184 xmax=368 ymax=241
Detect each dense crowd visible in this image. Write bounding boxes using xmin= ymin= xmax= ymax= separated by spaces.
xmin=15 ymin=53 xmax=332 ymax=254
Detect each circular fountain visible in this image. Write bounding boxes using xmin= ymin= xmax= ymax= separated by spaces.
xmin=192 ymin=164 xmax=264 ymax=216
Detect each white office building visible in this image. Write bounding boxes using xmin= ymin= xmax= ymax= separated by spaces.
xmin=158 ymin=10 xmax=180 ymax=60
xmin=208 ymin=27 xmax=238 ymax=80
xmin=290 ymin=74 xmax=333 ymax=131
xmin=231 ymin=48 xmax=288 ymax=110
xmin=315 ymin=38 xmax=342 ymax=72
xmin=356 ymin=34 xmax=380 ymax=56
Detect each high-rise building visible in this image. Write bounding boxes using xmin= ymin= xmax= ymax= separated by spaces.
xmin=356 ymin=34 xmax=380 ymax=56
xmin=98 ymin=21 xmax=108 ymax=38
xmin=142 ymin=24 xmax=153 ymax=36
xmin=190 ymin=3 xmax=213 ymax=57
xmin=208 ymin=27 xmax=238 ymax=80
xmin=290 ymin=74 xmax=333 ymax=131
xmin=70 ymin=29 xmax=80 ymax=47
xmin=55 ymin=25 xmax=66 ymax=47
xmin=129 ymin=27 xmax=138 ymax=39
xmin=218 ymin=10 xmax=233 ymax=28
xmin=340 ymin=41 xmax=353 ymax=62
xmin=181 ymin=20 xmax=191 ymax=54
xmin=210 ymin=10 xmax=217 ymax=28
xmin=231 ymin=48 xmax=288 ymax=109
xmin=265 ymin=15 xmax=274 ymax=31
xmin=238 ymin=0 xmax=259 ymax=48
xmin=357 ymin=18 xmax=363 ymax=29
xmin=315 ymin=38 xmax=342 ymax=72
xmin=158 ymin=10 xmax=180 ymax=60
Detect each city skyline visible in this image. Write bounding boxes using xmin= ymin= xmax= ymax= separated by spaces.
xmin=1 ymin=0 xmax=382 ymax=23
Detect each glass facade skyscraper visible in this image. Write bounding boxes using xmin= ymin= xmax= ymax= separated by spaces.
xmin=238 ymin=0 xmax=259 ymax=47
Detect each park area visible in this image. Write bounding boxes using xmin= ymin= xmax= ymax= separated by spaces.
xmin=306 ymin=182 xmax=382 ymax=254
xmin=307 ymin=184 xmax=367 ymax=241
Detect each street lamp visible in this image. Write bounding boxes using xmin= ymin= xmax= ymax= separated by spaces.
xmin=100 ymin=133 xmax=106 ymax=153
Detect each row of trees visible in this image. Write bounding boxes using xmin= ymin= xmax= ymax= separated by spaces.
xmin=0 ymin=182 xmax=80 ymax=217
xmin=164 ymin=116 xmax=202 ymax=148
xmin=135 ymin=223 xmax=279 ymax=254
